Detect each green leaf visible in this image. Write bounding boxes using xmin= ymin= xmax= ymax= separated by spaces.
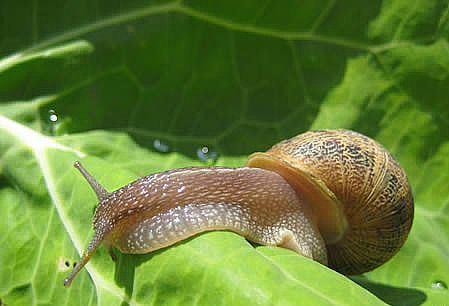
xmin=1 ymin=1 xmax=448 ymax=305
xmin=0 ymin=116 xmax=386 ymax=306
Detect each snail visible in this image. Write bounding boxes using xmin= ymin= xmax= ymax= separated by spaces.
xmin=63 ymin=129 xmax=414 ymax=287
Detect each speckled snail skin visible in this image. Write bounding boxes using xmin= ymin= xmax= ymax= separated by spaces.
xmin=63 ymin=129 xmax=414 ymax=287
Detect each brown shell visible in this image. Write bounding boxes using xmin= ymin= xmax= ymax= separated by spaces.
xmin=262 ymin=129 xmax=414 ymax=274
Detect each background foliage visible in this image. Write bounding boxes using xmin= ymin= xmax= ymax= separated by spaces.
xmin=1 ymin=0 xmax=449 ymax=305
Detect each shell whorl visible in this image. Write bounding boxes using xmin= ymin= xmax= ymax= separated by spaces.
xmin=265 ymin=129 xmax=414 ymax=274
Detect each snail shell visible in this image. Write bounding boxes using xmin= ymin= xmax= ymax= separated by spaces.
xmin=248 ymin=129 xmax=414 ymax=274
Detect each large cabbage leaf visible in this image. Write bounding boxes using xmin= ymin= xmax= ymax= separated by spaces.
xmin=1 ymin=1 xmax=448 ymax=305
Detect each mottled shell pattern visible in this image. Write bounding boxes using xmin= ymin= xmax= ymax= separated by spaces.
xmin=264 ymin=129 xmax=414 ymax=275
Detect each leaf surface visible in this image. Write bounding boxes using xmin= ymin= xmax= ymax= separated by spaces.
xmin=1 ymin=1 xmax=448 ymax=305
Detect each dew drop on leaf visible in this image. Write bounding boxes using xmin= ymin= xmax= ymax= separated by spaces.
xmin=47 ymin=109 xmax=60 ymax=136
xmin=48 ymin=109 xmax=58 ymax=122
xmin=153 ymin=139 xmax=170 ymax=153
xmin=431 ymin=280 xmax=447 ymax=289
xmin=197 ymin=146 xmax=218 ymax=164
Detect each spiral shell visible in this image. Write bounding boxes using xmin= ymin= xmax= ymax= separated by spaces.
xmin=259 ymin=129 xmax=414 ymax=274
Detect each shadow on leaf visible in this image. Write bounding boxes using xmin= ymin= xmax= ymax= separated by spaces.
xmin=351 ymin=276 xmax=427 ymax=306
xmin=113 ymin=235 xmax=202 ymax=305
xmin=114 ymin=250 xmax=157 ymax=306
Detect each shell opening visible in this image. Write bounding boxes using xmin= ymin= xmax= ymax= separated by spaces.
xmin=247 ymin=152 xmax=348 ymax=244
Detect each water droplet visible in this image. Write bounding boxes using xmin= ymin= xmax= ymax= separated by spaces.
xmin=48 ymin=109 xmax=58 ymax=122
xmin=431 ymin=280 xmax=447 ymax=289
xmin=47 ymin=109 xmax=61 ymax=136
xmin=197 ymin=146 xmax=218 ymax=164
xmin=153 ymin=139 xmax=170 ymax=153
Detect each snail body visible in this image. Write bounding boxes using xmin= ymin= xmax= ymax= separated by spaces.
xmin=64 ymin=129 xmax=413 ymax=287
